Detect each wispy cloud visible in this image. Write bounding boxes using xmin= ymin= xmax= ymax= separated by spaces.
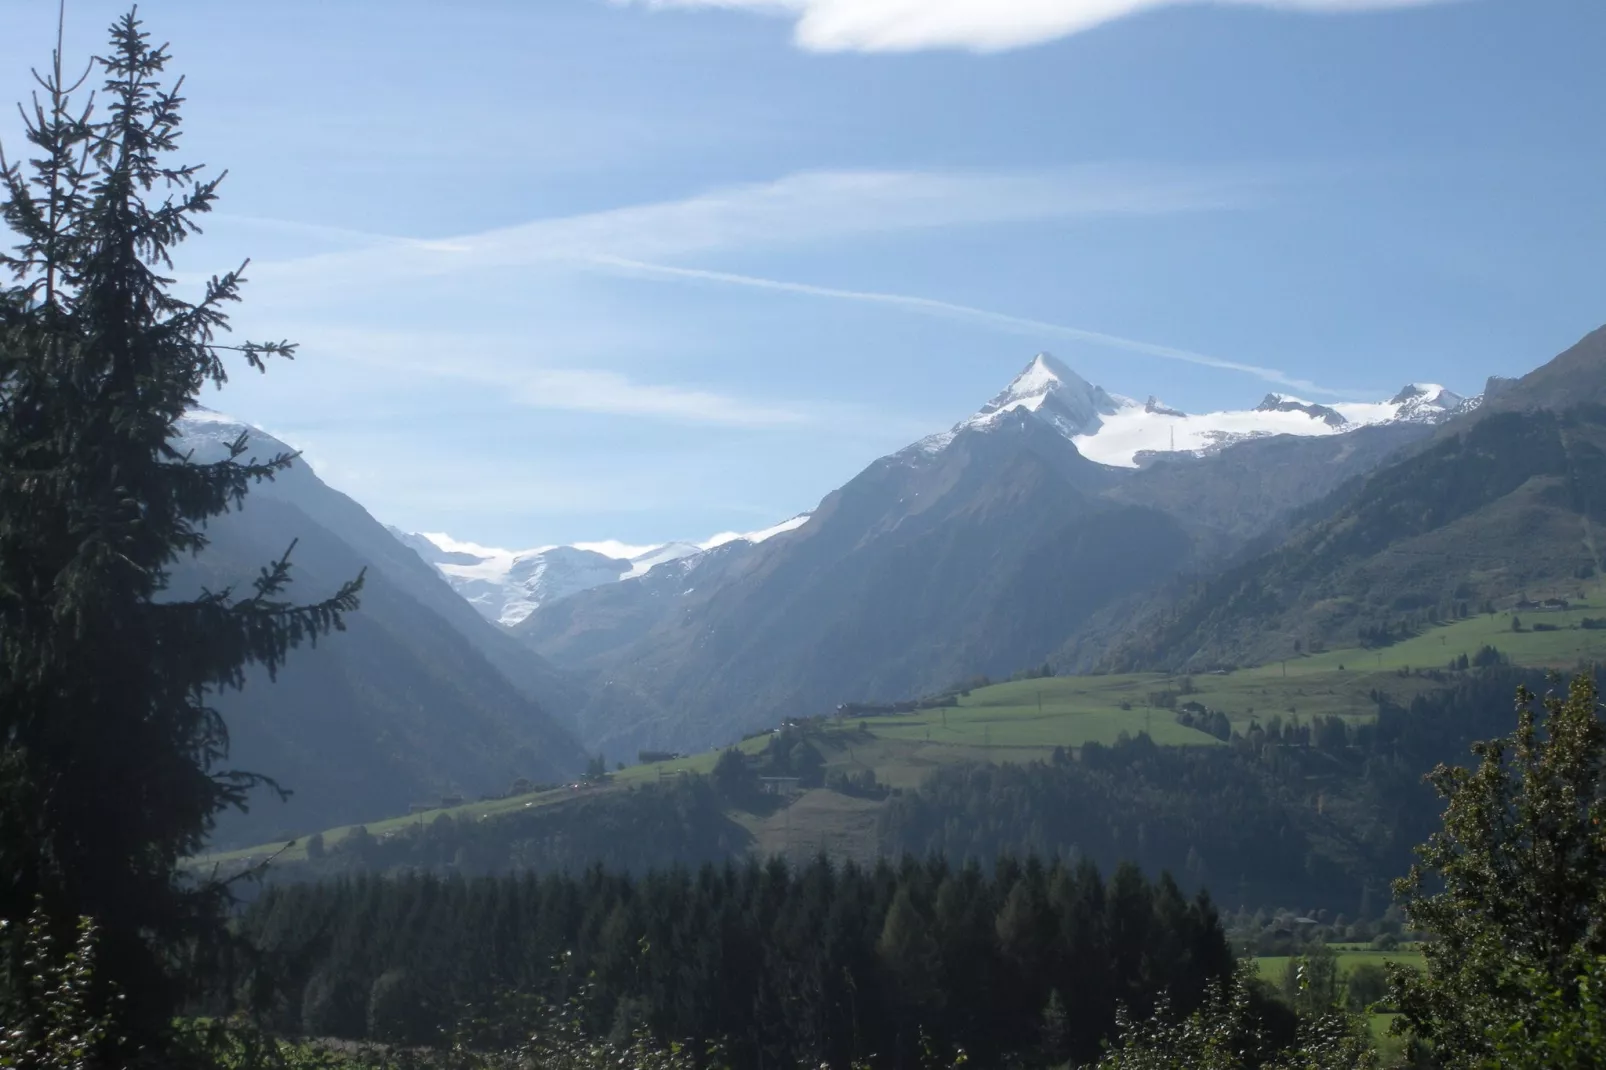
xmin=591 ymin=256 xmax=1354 ymax=396
xmin=220 ymin=166 xmax=1280 ymax=429
xmin=507 ymin=368 xmax=809 ymax=427
xmin=208 ymin=213 xmax=456 ymax=251
xmin=246 ymin=165 xmax=1260 ymax=297
xmin=274 ymin=324 xmax=811 ymax=429
xmin=623 ymin=0 xmax=1462 ymax=53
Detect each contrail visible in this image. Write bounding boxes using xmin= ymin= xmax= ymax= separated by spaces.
xmin=589 ymin=254 xmax=1352 ymax=398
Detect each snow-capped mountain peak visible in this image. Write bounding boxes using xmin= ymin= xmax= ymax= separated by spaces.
xmin=402 ymin=514 xmax=813 ymax=627
xmin=930 ymin=358 xmax=1477 ymax=469
xmin=1388 ymin=383 xmax=1467 ymax=420
xmin=963 ymin=353 xmax=1133 ymax=439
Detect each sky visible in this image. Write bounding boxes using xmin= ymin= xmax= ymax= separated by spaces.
xmin=1 ymin=0 xmax=1603 ymax=549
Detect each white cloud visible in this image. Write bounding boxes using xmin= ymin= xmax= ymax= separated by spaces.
xmin=573 ymin=539 xmax=665 ymax=559
xmin=419 ymin=532 xmax=520 ymax=558
xmin=592 ymin=256 xmax=1357 ymax=397
xmin=245 ymin=165 xmax=1257 ymax=299
xmin=698 ymin=512 xmax=811 ymax=549
xmin=625 ymin=0 xmax=1461 ymax=52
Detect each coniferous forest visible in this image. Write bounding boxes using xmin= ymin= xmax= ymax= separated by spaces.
xmin=236 ymin=857 xmax=1237 ymax=1068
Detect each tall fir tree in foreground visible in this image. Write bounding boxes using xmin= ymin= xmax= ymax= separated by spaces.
xmin=0 ymin=7 xmax=361 ymax=1052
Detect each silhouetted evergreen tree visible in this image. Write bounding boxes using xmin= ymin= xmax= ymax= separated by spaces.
xmin=0 ymin=11 xmax=360 ymax=1050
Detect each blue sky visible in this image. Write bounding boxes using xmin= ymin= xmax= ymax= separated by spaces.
xmin=2 ymin=0 xmax=1603 ymax=548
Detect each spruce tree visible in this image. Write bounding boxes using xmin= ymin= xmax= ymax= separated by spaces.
xmin=0 ymin=8 xmax=361 ymax=1049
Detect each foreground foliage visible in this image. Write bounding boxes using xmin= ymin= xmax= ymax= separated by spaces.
xmin=1486 ymin=954 xmax=1606 ymax=1068
xmin=1391 ymin=673 xmax=1606 ymax=1066
xmin=0 ymin=907 xmax=112 ymax=1070
xmin=1092 ymin=964 xmax=1375 ymax=1070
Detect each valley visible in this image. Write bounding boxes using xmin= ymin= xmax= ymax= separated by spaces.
xmin=4 ymin=5 xmax=1601 ymax=1067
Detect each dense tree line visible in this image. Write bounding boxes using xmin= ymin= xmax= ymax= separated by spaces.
xmin=879 ymin=738 xmax=1347 ymax=909
xmin=235 ymin=855 xmax=1238 ymax=1069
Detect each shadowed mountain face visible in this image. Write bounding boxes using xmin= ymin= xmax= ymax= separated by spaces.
xmin=1102 ymin=403 xmax=1606 ymax=673
xmin=1088 ymin=326 xmax=1606 ymax=672
xmin=516 ymin=356 xmax=1451 ymax=756
xmin=1479 ymin=324 xmax=1606 ymax=414
xmin=172 ymin=414 xmax=586 ymax=846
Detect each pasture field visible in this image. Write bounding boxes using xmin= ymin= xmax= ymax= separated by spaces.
xmin=860 ymin=591 xmax=1606 ymax=760
xmin=1283 ymin=595 xmax=1606 ymax=677
xmin=1254 ymin=948 xmax=1424 ymax=982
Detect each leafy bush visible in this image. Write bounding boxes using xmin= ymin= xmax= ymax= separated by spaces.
xmin=1390 ymin=674 xmax=1606 ymax=1067
xmin=0 ymin=907 xmax=111 ymax=1069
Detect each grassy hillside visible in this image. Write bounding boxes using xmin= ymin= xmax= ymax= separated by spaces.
xmin=203 ymin=603 xmax=1606 ymax=880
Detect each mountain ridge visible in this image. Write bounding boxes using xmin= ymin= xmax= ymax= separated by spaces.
xmin=513 ymin=352 xmax=1464 ymax=754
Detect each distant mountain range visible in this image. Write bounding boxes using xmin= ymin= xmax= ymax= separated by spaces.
xmin=389 ymin=518 xmax=811 ymax=627
xmin=191 ymin=323 xmax=1604 ymax=787
xmin=508 ymin=351 xmax=1478 ymax=755
xmin=398 ymin=354 xmax=1470 ymax=634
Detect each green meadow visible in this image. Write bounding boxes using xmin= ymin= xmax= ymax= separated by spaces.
xmin=1254 ymin=948 xmax=1425 ymax=983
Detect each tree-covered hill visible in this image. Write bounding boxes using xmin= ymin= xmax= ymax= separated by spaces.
xmin=1101 ymin=405 xmax=1606 ymax=672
